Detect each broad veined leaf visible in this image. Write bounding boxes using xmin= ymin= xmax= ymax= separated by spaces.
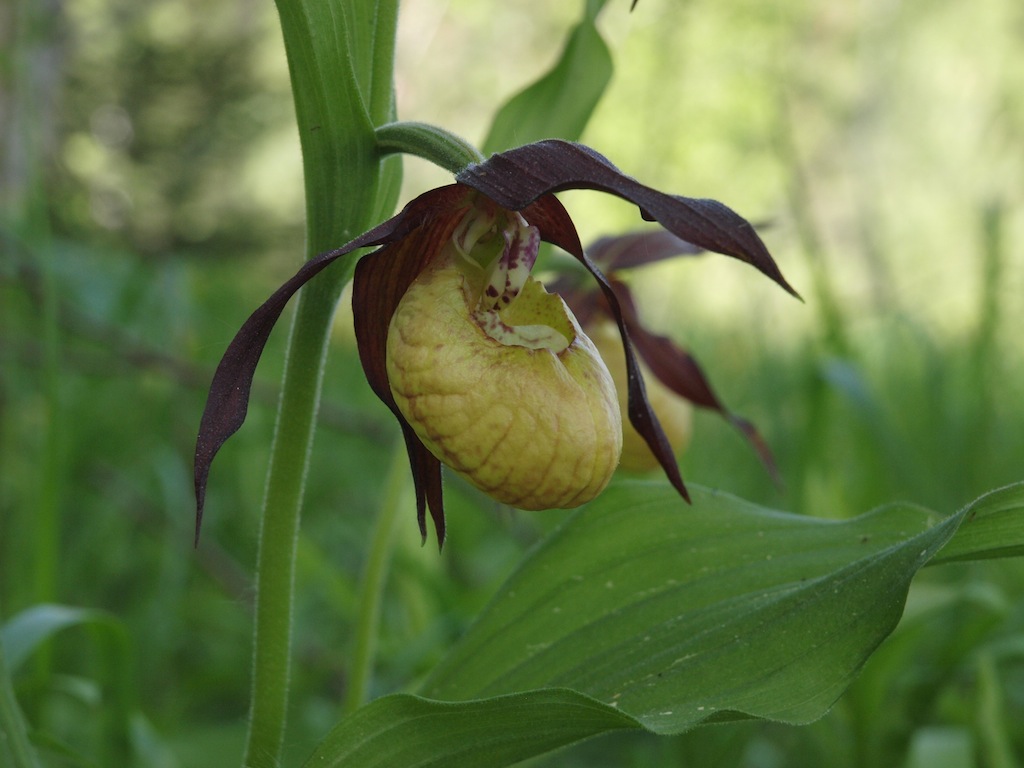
xmin=482 ymin=5 xmax=613 ymax=154
xmin=304 ymin=482 xmax=1023 ymax=767
xmin=303 ymin=689 xmax=638 ymax=768
xmin=927 ymin=482 xmax=1024 ymax=565
xmin=420 ymin=483 xmax=965 ymax=730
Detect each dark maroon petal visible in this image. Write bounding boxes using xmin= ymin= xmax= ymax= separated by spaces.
xmin=457 ymin=139 xmax=799 ymax=299
xmin=352 ymin=205 xmax=470 ymax=548
xmin=588 ymin=230 xmax=704 ymax=271
xmin=611 ymin=278 xmax=781 ymax=484
xmin=522 ymin=195 xmax=690 ymax=503
xmin=194 ymin=185 xmax=467 ymax=545
xmin=400 ymin=421 xmax=445 ymax=548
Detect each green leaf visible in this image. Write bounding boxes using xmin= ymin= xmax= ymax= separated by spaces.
xmin=303 ymin=689 xmax=639 ymax=768
xmin=1 ymin=604 xmax=135 ymax=765
xmin=482 ymin=9 xmax=613 ymax=154
xmin=1 ymin=604 xmax=122 ymax=673
xmin=928 ymin=483 xmax=1024 ymax=565
xmin=304 ymin=482 xmax=1024 ymax=767
xmin=421 ymin=483 xmax=960 ymax=730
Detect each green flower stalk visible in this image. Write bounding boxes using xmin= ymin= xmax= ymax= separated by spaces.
xmin=194 ymin=139 xmax=798 ymax=547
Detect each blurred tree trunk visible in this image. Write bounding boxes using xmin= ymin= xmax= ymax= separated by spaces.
xmin=1 ymin=0 xmax=65 ymax=224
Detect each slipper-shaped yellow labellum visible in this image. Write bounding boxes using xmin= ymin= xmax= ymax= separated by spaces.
xmin=386 ymin=246 xmax=622 ymax=510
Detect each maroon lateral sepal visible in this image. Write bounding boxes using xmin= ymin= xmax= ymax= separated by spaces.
xmin=193 ymin=185 xmax=468 ymax=545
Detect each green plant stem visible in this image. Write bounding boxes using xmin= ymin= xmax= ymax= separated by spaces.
xmin=242 ymin=284 xmax=340 ymax=768
xmin=0 ymin=619 xmax=43 ymax=768
xmin=240 ymin=0 xmax=401 ymax=764
xmin=343 ymin=443 xmax=409 ymax=715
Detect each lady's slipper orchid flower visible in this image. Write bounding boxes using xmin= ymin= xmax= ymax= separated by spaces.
xmin=194 ymin=140 xmax=798 ymax=548
xmin=555 ymin=230 xmax=781 ymax=478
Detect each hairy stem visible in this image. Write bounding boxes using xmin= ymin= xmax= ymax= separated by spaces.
xmin=241 ymin=0 xmax=401 ymax=764
xmin=242 ymin=279 xmax=344 ymax=768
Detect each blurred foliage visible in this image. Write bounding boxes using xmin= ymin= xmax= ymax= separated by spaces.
xmin=1 ymin=0 xmax=1023 ymax=765
xmin=52 ymin=0 xmax=304 ymax=257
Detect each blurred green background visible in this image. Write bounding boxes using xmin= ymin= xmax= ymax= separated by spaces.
xmin=2 ymin=0 xmax=1023 ymax=765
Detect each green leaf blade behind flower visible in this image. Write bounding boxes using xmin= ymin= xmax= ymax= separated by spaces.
xmin=482 ymin=9 xmax=613 ymax=155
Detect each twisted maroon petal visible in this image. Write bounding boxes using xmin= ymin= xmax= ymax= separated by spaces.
xmin=610 ymin=278 xmax=781 ymax=485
